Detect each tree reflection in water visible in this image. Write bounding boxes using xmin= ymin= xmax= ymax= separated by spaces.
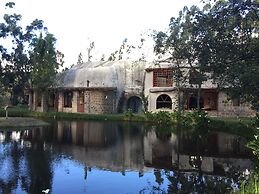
xmin=141 ymin=122 xmax=251 ymax=193
xmin=0 ymin=120 xmax=253 ymax=194
xmin=0 ymin=129 xmax=53 ymax=194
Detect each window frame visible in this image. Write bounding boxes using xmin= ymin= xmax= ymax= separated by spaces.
xmin=153 ymin=68 xmax=173 ymax=87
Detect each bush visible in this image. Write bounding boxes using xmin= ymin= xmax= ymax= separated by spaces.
xmin=145 ymin=111 xmax=174 ymax=125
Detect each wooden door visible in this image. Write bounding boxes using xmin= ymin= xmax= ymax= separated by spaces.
xmin=77 ymin=91 xmax=84 ymax=112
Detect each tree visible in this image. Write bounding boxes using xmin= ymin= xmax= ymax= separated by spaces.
xmin=108 ymin=37 xmax=147 ymax=61
xmin=30 ymin=33 xmax=63 ymax=92
xmin=86 ymin=41 xmax=95 ymax=62
xmin=194 ymin=0 xmax=259 ymax=110
xmin=154 ymin=0 xmax=259 ymax=111
xmin=77 ymin=52 xmax=84 ymax=64
xmin=153 ymin=6 xmax=208 ymax=111
xmin=0 ymin=2 xmax=45 ymax=105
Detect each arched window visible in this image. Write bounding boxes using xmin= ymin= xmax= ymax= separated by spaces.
xmin=156 ymin=94 xmax=172 ymax=109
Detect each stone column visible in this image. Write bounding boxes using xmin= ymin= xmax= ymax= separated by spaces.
xmin=58 ymin=92 xmax=63 ymax=112
xmin=72 ymin=91 xmax=78 ymax=113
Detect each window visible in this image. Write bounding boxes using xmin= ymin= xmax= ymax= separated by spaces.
xmin=64 ymin=91 xmax=73 ymax=108
xmin=156 ymin=94 xmax=172 ymax=109
xmin=232 ymin=97 xmax=240 ymax=106
xmin=153 ymin=69 xmax=172 ymax=87
xmin=48 ymin=92 xmax=55 ymax=107
xmin=184 ymin=89 xmax=218 ymax=111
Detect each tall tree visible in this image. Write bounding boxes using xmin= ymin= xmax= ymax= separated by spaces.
xmin=153 ymin=6 xmax=208 ymax=111
xmin=77 ymin=52 xmax=83 ymax=64
xmin=194 ymin=0 xmax=259 ymax=110
xmin=30 ymin=33 xmax=63 ymax=92
xmin=0 ymin=2 xmax=45 ymax=105
xmin=154 ymin=0 xmax=259 ymax=111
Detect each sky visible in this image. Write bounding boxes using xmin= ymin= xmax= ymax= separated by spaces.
xmin=0 ymin=0 xmax=202 ymax=67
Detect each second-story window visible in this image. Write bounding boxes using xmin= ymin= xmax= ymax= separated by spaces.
xmin=153 ymin=68 xmax=173 ymax=87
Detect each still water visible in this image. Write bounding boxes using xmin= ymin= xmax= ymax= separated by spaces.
xmin=0 ymin=120 xmax=253 ymax=194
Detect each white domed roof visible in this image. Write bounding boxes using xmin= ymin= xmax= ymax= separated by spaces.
xmin=55 ymin=61 xmax=150 ymax=91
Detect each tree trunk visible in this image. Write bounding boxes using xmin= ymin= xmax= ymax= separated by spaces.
xmin=197 ymin=83 xmax=201 ymax=111
xmin=176 ymin=64 xmax=181 ymax=112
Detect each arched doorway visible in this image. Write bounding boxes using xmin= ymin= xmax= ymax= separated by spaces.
xmin=127 ymin=96 xmax=143 ymax=114
xmin=188 ymin=96 xmax=204 ymax=110
xmin=156 ymin=94 xmax=172 ymax=109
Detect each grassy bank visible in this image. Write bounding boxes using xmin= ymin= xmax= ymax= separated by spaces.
xmin=0 ymin=108 xmax=255 ymax=135
xmin=0 ymin=117 xmax=49 ymax=128
xmin=0 ymin=107 xmax=147 ymax=122
xmin=209 ymin=117 xmax=255 ymax=139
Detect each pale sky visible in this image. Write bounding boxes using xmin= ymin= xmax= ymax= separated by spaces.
xmin=0 ymin=0 xmax=202 ymax=67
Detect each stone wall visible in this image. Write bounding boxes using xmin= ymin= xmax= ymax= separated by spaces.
xmin=216 ymin=92 xmax=256 ymax=117
xmin=57 ymin=91 xmax=64 ymax=112
xmin=85 ymin=90 xmax=116 ymax=114
xmin=56 ymin=90 xmax=116 ymax=114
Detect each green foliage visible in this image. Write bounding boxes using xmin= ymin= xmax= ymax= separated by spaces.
xmin=153 ymin=5 xmax=209 ymax=111
xmin=0 ymin=2 xmax=62 ymax=105
xmin=246 ymin=113 xmax=259 ymax=158
xmin=194 ymin=0 xmax=259 ymax=110
xmin=0 ymin=2 xmax=53 ymax=105
xmin=30 ymin=33 xmax=63 ymax=92
xmin=234 ymin=173 xmax=259 ymax=194
xmin=140 ymin=93 xmax=148 ymax=112
xmin=144 ymin=111 xmax=175 ymax=125
xmin=238 ymin=114 xmax=259 ymax=194
xmin=0 ymin=2 xmax=46 ymax=105
xmin=154 ymin=0 xmax=259 ymax=110
xmin=124 ymin=109 xmax=133 ymax=119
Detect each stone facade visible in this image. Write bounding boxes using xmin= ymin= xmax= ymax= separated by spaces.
xmin=215 ymin=92 xmax=255 ymax=117
xmin=55 ymin=89 xmax=116 ymax=114
xmin=84 ymin=90 xmax=116 ymax=114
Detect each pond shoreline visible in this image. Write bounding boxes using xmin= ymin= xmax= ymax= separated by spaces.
xmin=0 ymin=107 xmax=255 ymax=122
xmin=0 ymin=108 xmax=255 ymax=137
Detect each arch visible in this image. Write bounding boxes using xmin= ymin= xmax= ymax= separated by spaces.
xmin=156 ymin=94 xmax=172 ymax=109
xmin=127 ymin=96 xmax=143 ymax=114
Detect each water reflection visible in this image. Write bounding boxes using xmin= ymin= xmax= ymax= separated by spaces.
xmin=0 ymin=121 xmax=253 ymax=193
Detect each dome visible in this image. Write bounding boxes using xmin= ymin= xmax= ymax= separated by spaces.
xmin=55 ymin=60 xmax=150 ymax=94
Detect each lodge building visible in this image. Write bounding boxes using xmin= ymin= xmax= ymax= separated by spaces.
xmin=28 ymin=61 xmax=255 ymax=117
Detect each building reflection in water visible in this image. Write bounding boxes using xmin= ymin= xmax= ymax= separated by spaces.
xmin=0 ymin=121 xmax=254 ymax=193
xmin=144 ymin=130 xmax=252 ymax=174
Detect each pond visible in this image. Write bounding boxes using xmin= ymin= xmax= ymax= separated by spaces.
xmin=0 ymin=120 xmax=254 ymax=194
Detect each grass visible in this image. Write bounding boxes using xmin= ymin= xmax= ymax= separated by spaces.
xmin=0 ymin=107 xmax=147 ymax=122
xmin=209 ymin=117 xmax=255 ymax=140
xmin=0 ymin=107 xmax=256 ymax=137
xmin=0 ymin=117 xmax=49 ymax=128
xmin=232 ymin=173 xmax=259 ymax=194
